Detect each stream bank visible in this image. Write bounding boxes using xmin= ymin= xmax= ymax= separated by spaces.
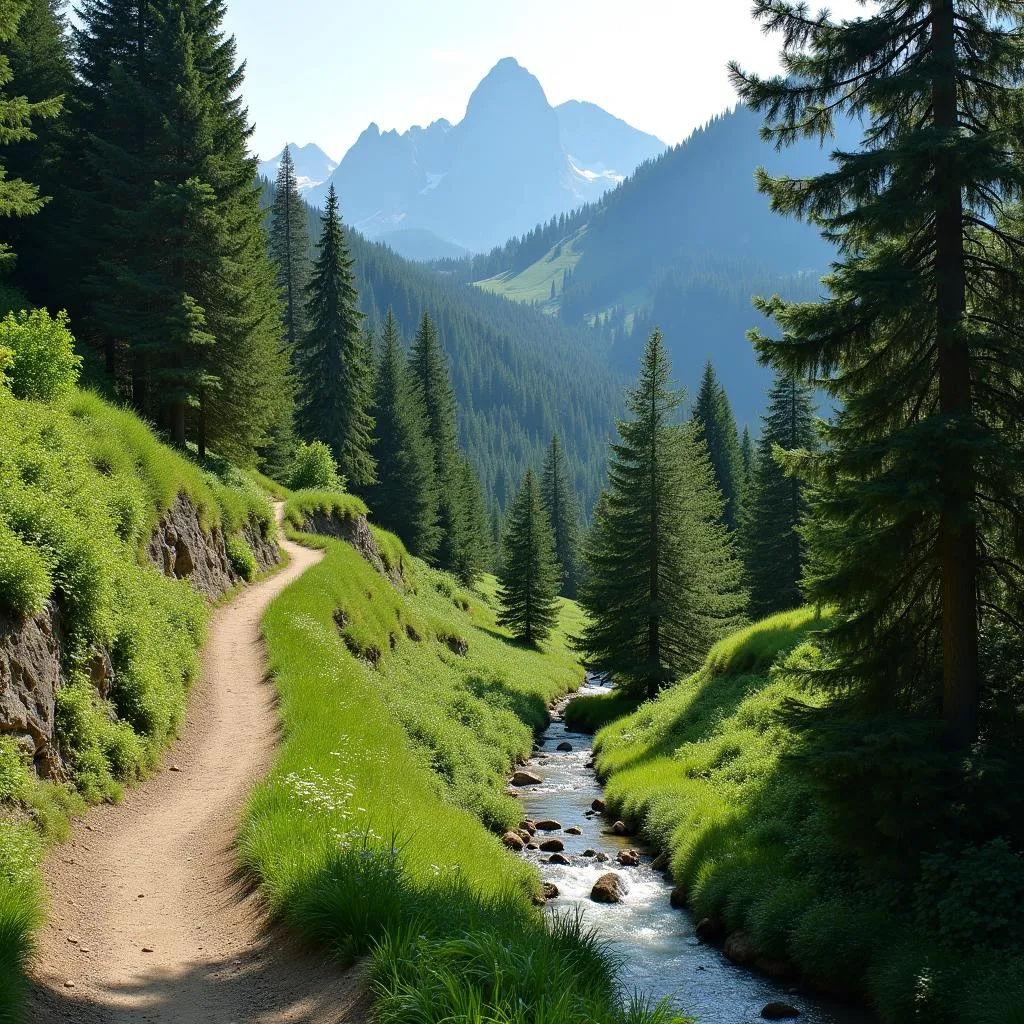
xmin=513 ymin=680 xmax=874 ymax=1024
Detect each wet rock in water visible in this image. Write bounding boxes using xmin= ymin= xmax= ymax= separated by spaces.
xmin=724 ymin=930 xmax=758 ymax=966
xmin=501 ymin=831 xmax=525 ymax=851
xmin=669 ymin=886 xmax=688 ymax=909
xmin=530 ymin=893 xmax=546 ymax=906
xmin=542 ymin=882 xmax=560 ymax=899
xmin=526 ymin=843 xmax=538 ymax=850
xmin=534 ymin=818 xmax=561 ymax=831
xmin=651 ymin=851 xmax=669 ymax=871
xmin=591 ymin=798 xmax=605 ymax=812
xmin=590 ymin=872 xmax=628 ymax=904
xmin=595 ymin=851 xmax=610 ymax=862
xmin=512 ymin=770 xmax=542 ymax=786
xmin=556 ymin=741 xmax=573 ymax=751
xmin=617 ymin=849 xmax=640 ymax=867
xmin=586 ymin=759 xmax=595 ymax=769
xmin=547 ymin=852 xmax=571 ymax=865
xmin=694 ymin=917 xmax=722 ymax=942
xmin=611 ymin=820 xmax=630 ymax=836
xmin=519 ymin=819 xmax=536 ymax=833
xmin=515 ymin=829 xmax=532 ymax=842
xmin=565 ymin=826 xmax=582 ymax=835
xmin=582 ymin=848 xmax=598 ymax=857
xmin=539 ymin=837 xmax=564 ymax=852
xmin=761 ymin=1003 xmax=800 ymax=1020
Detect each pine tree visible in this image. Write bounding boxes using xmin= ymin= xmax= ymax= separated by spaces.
xmin=540 ymin=434 xmax=582 ymax=598
xmin=740 ymin=425 xmax=755 ymax=497
xmin=691 ymin=361 xmax=743 ymax=531
xmin=497 ymin=468 xmax=560 ymax=645
xmin=732 ymin=1 xmax=1024 ymax=746
xmin=0 ymin=0 xmax=61 ymax=269
xmin=368 ymin=308 xmax=439 ymax=557
xmin=576 ymin=330 xmax=747 ymax=700
xmin=4 ymin=0 xmax=71 ymax=302
xmin=407 ymin=310 xmax=465 ymax=572
xmin=296 ymin=184 xmax=376 ymax=487
xmin=741 ymin=373 xmax=817 ymax=618
xmin=270 ymin=144 xmax=310 ymax=352
xmin=454 ymin=454 xmax=491 ymax=583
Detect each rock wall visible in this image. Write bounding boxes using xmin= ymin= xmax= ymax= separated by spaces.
xmin=300 ymin=509 xmax=406 ymax=590
xmin=1 ymin=492 xmax=280 ymax=775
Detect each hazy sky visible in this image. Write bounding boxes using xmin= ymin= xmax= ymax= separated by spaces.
xmin=224 ymin=0 xmax=869 ymax=163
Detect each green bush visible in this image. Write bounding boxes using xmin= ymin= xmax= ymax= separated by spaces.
xmin=0 ymin=521 xmax=51 ymax=617
xmin=288 ymin=440 xmax=345 ymax=492
xmin=0 ymin=742 xmax=28 ymax=806
xmin=226 ymin=533 xmax=258 ymax=582
xmin=0 ymin=309 xmax=82 ymax=402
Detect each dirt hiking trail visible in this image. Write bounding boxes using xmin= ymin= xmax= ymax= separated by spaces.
xmin=28 ymin=504 xmax=370 ymax=1023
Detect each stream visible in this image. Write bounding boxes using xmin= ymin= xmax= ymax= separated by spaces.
xmin=515 ymin=680 xmax=874 ymax=1024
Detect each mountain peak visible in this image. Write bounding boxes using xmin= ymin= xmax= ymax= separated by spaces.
xmin=466 ymin=57 xmax=549 ymax=118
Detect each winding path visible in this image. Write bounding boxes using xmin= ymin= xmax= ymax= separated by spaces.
xmin=28 ymin=505 xmax=368 ymax=1023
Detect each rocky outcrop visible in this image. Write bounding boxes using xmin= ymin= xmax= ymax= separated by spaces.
xmin=2 ymin=492 xmax=279 ymax=778
xmin=299 ymin=508 xmax=405 ymax=589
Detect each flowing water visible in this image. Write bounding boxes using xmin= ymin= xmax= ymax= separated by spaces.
xmin=515 ymin=681 xmax=874 ymax=1024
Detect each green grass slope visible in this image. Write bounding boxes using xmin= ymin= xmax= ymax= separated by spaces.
xmin=476 ymin=227 xmax=587 ymax=312
xmin=0 ymin=385 xmax=274 ymax=1021
xmin=589 ymin=609 xmax=1024 ymax=1024
xmin=242 ymin=511 xmax=685 ymax=1023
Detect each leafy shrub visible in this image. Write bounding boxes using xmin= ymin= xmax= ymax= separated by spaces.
xmin=226 ymin=533 xmax=258 ymax=582
xmin=0 ymin=742 xmax=28 ymax=806
xmin=0 ymin=521 xmax=52 ymax=617
xmin=289 ymin=441 xmax=345 ymax=492
xmin=0 ymin=309 xmax=82 ymax=402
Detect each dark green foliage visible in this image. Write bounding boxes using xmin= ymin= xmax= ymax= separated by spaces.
xmin=496 ymin=469 xmax=559 ymax=645
xmin=540 ymin=434 xmax=582 ymax=597
xmin=691 ymin=361 xmax=743 ymax=530
xmin=739 ymin=425 xmax=754 ymax=496
xmin=367 ymin=308 xmax=439 ymax=557
xmin=270 ymin=144 xmax=310 ymax=352
xmin=576 ymin=330 xmax=747 ymax=699
xmin=0 ymin=0 xmax=62 ymax=269
xmin=3 ymin=0 xmax=71 ymax=302
xmin=295 ymin=184 xmax=376 ymax=488
xmin=454 ymin=454 xmax=492 ymax=581
xmin=740 ymin=372 xmax=817 ymax=617
xmin=731 ymin=1 xmax=1024 ymax=746
xmin=289 ymin=440 xmax=344 ymax=493
xmin=68 ymin=0 xmax=289 ymax=465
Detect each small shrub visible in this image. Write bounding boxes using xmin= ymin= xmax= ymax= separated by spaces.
xmin=0 ymin=309 xmax=82 ymax=402
xmin=0 ymin=522 xmax=52 ymax=617
xmin=226 ymin=533 xmax=258 ymax=582
xmin=0 ymin=741 xmax=28 ymax=806
xmin=289 ymin=441 xmax=345 ymax=492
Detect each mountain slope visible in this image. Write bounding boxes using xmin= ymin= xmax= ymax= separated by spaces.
xmin=445 ymin=105 xmax=857 ymax=425
xmin=307 ymin=58 xmax=666 ymax=253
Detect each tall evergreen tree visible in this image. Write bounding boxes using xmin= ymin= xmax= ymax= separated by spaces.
xmin=732 ymin=1 xmax=1024 ymax=746
xmin=740 ymin=425 xmax=755 ymax=496
xmin=497 ymin=468 xmax=560 ymax=645
xmin=270 ymin=143 xmax=310 ymax=352
xmin=576 ymin=330 xmax=747 ymax=700
xmin=741 ymin=373 xmax=817 ymax=618
xmin=454 ymin=453 xmax=491 ymax=583
xmin=4 ymin=0 xmax=71 ymax=301
xmin=692 ymin=360 xmax=743 ymax=531
xmin=0 ymin=0 xmax=61 ymax=270
xmin=368 ymin=308 xmax=439 ymax=557
xmin=540 ymin=434 xmax=582 ymax=598
xmin=407 ymin=310 xmax=465 ymax=572
xmin=296 ymin=184 xmax=376 ymax=487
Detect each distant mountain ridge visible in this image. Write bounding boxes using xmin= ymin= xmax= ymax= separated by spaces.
xmin=305 ymin=58 xmax=666 ymax=256
xmin=258 ymin=142 xmax=337 ymax=194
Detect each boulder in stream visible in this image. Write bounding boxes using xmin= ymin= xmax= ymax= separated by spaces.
xmin=651 ymin=851 xmax=669 ymax=871
xmin=511 ymin=770 xmax=542 ymax=786
xmin=539 ymin=838 xmax=564 ymax=852
xmin=761 ymin=1003 xmax=800 ymax=1020
xmin=724 ymin=930 xmax=758 ymax=966
xmin=547 ymin=852 xmax=570 ymax=865
xmin=582 ymin=848 xmax=598 ymax=857
xmin=556 ymin=741 xmax=573 ymax=751
xmin=694 ymin=917 xmax=722 ymax=941
xmin=519 ymin=819 xmax=536 ymax=833
xmin=595 ymin=851 xmax=610 ymax=862
xmin=591 ymin=798 xmax=605 ymax=812
xmin=611 ymin=820 xmax=630 ymax=836
xmin=669 ymin=885 xmax=688 ymax=909
xmin=565 ymin=826 xmax=582 ymax=835
xmin=617 ymin=849 xmax=640 ymax=867
xmin=542 ymin=881 xmax=559 ymax=899
xmin=534 ymin=818 xmax=561 ymax=831
xmin=590 ymin=872 xmax=628 ymax=904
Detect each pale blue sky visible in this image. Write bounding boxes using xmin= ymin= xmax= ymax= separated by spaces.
xmin=224 ymin=0 xmax=869 ymax=163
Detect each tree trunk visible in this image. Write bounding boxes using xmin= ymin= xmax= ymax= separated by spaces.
xmin=932 ymin=0 xmax=979 ymax=748
xmin=171 ymin=400 xmax=187 ymax=448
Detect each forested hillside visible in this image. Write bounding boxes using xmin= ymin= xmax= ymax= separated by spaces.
xmin=438 ymin=105 xmax=856 ymax=425
xmin=258 ymin=177 xmax=621 ymax=513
